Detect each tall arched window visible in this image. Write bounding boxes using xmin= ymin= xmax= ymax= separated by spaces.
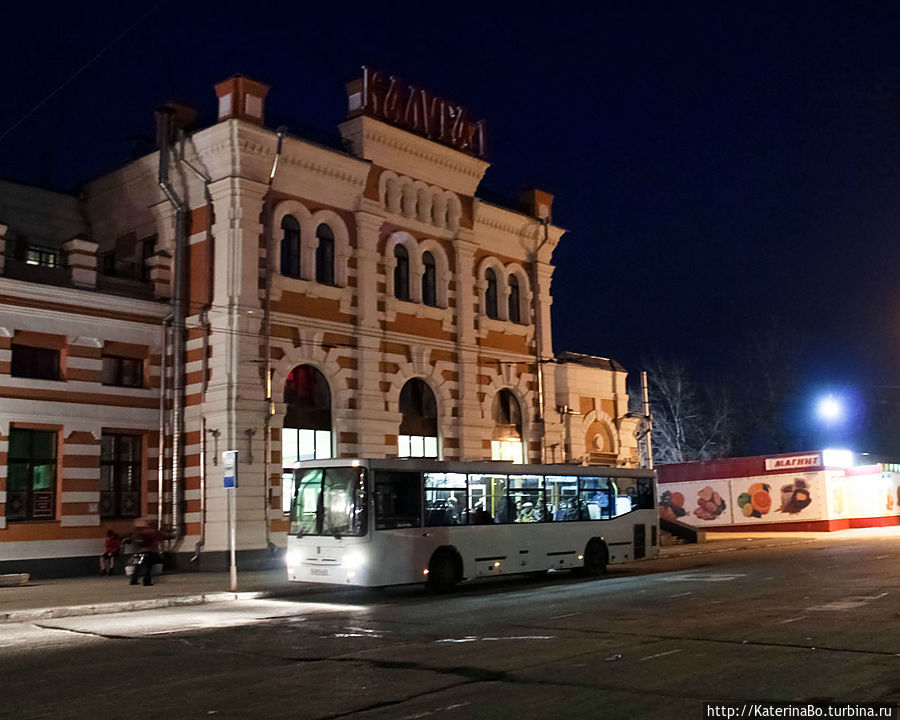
xmin=398 ymin=378 xmax=438 ymax=458
xmin=508 ymin=275 xmax=520 ymax=323
xmin=394 ymin=244 xmax=410 ymax=301
xmin=491 ymin=389 xmax=524 ymax=464
xmin=485 ymin=268 xmax=499 ymax=319
xmin=315 ymin=224 xmax=335 ymax=285
xmin=280 ymin=215 xmax=301 ymax=279
xmin=281 ymin=365 xmax=332 ymax=512
xmin=422 ymin=251 xmax=437 ymax=307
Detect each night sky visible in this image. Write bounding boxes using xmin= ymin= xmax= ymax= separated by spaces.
xmin=3 ymin=2 xmax=900 ymax=452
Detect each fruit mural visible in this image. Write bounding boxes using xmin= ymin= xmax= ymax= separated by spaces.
xmin=736 ymin=482 xmax=772 ymax=519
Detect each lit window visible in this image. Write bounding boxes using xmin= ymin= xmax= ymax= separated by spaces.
xmin=6 ymin=429 xmax=57 ymax=521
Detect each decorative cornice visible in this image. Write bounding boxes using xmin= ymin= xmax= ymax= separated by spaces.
xmin=361 ymin=128 xmax=485 ymax=180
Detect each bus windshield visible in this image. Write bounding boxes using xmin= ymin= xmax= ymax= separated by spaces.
xmin=290 ymin=467 xmax=367 ymax=538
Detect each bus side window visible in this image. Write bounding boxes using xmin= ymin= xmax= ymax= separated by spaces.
xmin=373 ymin=471 xmax=422 ymax=530
xmin=578 ymin=477 xmax=611 ymax=520
xmin=635 ymin=477 xmax=654 ymax=509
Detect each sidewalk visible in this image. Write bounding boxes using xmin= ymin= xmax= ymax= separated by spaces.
xmin=2 ymin=528 xmax=896 ymax=624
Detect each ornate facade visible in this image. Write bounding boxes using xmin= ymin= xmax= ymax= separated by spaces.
xmin=0 ymin=73 xmax=639 ymax=575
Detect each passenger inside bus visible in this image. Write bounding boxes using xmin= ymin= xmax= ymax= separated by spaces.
xmin=516 ymin=501 xmax=538 ymax=522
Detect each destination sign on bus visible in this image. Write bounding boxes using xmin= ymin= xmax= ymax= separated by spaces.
xmin=347 ymin=66 xmax=487 ymax=158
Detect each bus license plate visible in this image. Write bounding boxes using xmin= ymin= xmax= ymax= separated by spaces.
xmin=310 ymin=568 xmax=329 ymax=576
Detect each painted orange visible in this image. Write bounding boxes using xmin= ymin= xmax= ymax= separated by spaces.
xmin=386 ymin=312 xmax=452 ymax=341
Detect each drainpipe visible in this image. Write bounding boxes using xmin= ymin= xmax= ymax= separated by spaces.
xmin=180 ymin=148 xmax=214 ymax=561
xmin=156 ymin=108 xmax=187 ymax=545
xmin=261 ymin=126 xmax=286 ymax=554
xmin=157 ymin=314 xmax=172 ymax=532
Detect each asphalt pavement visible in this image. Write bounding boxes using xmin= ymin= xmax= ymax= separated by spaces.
xmin=1 ymin=528 xmax=895 ymax=624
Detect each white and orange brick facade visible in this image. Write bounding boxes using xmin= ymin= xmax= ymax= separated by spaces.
xmin=0 ymin=73 xmax=639 ymax=575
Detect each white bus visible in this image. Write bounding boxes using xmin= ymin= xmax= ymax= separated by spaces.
xmin=285 ymin=458 xmax=658 ymax=591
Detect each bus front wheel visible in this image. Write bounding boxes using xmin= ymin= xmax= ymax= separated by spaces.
xmin=427 ymin=549 xmax=461 ymax=593
xmin=580 ymin=539 xmax=608 ymax=577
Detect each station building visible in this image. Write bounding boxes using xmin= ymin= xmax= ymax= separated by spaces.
xmin=0 ymin=71 xmax=640 ymax=575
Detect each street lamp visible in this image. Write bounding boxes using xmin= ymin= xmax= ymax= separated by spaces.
xmin=816 ymin=394 xmax=843 ymax=423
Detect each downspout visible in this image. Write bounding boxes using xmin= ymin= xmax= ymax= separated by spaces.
xmin=180 ymin=150 xmax=214 ymax=561
xmin=261 ymin=126 xmax=286 ymax=554
xmin=156 ymin=108 xmax=187 ymax=545
xmin=157 ymin=314 xmax=172 ymax=532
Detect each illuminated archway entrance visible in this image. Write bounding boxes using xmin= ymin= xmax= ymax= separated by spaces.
xmin=398 ymin=378 xmax=438 ymax=457
xmin=281 ymin=365 xmax=332 ymax=512
xmin=491 ymin=389 xmax=524 ymax=464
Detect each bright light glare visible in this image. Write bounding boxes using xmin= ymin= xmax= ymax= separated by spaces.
xmin=822 ymin=448 xmax=853 ymax=468
xmin=342 ymin=550 xmax=366 ymax=570
xmin=817 ymin=395 xmax=843 ymax=422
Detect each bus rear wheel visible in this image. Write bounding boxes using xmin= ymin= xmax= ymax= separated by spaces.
xmin=579 ymin=539 xmax=608 ymax=577
xmin=427 ymin=549 xmax=460 ymax=593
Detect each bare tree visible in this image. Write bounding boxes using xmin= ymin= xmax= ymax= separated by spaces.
xmin=633 ymin=357 xmax=737 ymax=465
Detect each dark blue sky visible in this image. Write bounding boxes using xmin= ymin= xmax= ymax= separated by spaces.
xmin=4 ymin=1 xmax=900 ymax=449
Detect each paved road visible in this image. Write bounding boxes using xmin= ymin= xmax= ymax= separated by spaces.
xmin=2 ymin=536 xmax=898 ymax=720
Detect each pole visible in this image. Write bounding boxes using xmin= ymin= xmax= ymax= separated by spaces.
xmin=228 ymin=488 xmax=237 ymax=592
xmin=641 ymin=370 xmax=653 ymax=470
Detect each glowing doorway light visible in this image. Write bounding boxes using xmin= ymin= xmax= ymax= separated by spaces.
xmin=816 ymin=395 xmax=843 ymax=422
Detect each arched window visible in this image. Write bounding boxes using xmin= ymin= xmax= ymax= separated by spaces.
xmin=485 ymin=268 xmax=499 ymax=319
xmin=398 ymin=378 xmax=438 ymax=458
xmin=280 ymin=215 xmax=301 ymax=279
xmin=508 ymin=275 xmax=520 ymax=323
xmin=491 ymin=389 xmax=524 ymax=464
xmin=315 ymin=224 xmax=335 ymax=285
xmin=281 ymin=365 xmax=332 ymax=512
xmin=394 ymin=244 xmax=410 ymax=301
xmin=422 ymin=251 xmax=437 ymax=307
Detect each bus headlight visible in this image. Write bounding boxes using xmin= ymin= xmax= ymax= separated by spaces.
xmin=286 ymin=550 xmax=303 ymax=567
xmin=343 ymin=550 xmax=366 ymax=570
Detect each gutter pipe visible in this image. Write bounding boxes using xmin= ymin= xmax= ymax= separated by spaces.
xmin=156 ymin=108 xmax=187 ymax=545
xmin=180 ymin=150 xmax=214 ymax=561
xmin=261 ymin=126 xmax=286 ymax=554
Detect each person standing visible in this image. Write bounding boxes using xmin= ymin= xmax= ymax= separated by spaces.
xmin=129 ymin=518 xmax=162 ymax=586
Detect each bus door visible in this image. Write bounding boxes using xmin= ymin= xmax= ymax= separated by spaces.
xmin=633 ymin=523 xmax=646 ymax=559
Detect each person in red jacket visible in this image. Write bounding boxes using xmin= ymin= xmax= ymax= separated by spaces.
xmin=99 ymin=529 xmax=121 ymax=576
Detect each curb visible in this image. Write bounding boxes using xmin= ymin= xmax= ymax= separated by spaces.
xmin=0 ymin=590 xmax=277 ymax=625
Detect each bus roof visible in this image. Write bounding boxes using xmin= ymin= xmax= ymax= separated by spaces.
xmin=290 ymin=458 xmax=656 ymax=478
